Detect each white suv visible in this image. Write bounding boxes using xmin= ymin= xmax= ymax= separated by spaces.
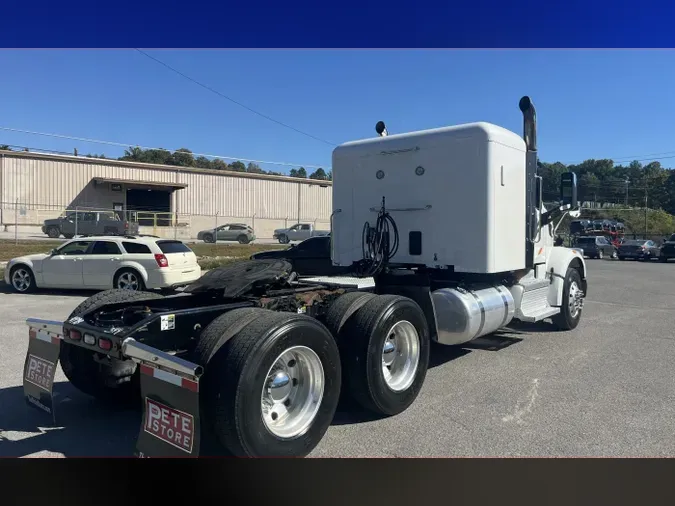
xmin=6 ymin=235 xmax=202 ymax=293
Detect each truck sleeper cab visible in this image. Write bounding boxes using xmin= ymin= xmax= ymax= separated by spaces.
xmin=22 ymin=96 xmax=587 ymax=459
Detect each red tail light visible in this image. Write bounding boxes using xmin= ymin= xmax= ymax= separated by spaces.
xmin=69 ymin=329 xmax=82 ymax=340
xmin=98 ymin=338 xmax=112 ymax=351
xmin=154 ymin=253 xmax=169 ymax=268
xmin=124 ymin=222 xmax=129 ymax=229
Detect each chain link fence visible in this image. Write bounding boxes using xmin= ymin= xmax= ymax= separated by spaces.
xmin=0 ymin=200 xmax=331 ymax=243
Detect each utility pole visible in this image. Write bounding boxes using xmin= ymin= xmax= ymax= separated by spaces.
xmin=625 ymin=178 xmax=629 ymax=206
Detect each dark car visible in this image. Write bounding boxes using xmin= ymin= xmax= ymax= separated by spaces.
xmin=573 ymin=236 xmax=617 ymax=260
xmin=659 ymin=234 xmax=675 ymax=262
xmin=618 ymin=239 xmax=660 ymax=261
xmin=250 ymin=235 xmax=351 ymax=277
xmin=570 ymin=219 xmax=593 ymax=236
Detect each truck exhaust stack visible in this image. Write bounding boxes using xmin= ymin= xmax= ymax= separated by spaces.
xmin=519 ymin=96 xmax=537 ymax=152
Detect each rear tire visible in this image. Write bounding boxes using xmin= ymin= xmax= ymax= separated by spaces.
xmin=323 ymin=291 xmax=377 ymax=338
xmin=195 ymin=308 xmax=341 ymax=457
xmin=60 ymin=289 xmax=164 ymax=404
xmin=113 ymin=268 xmax=146 ymax=291
xmin=46 ymin=226 xmax=60 ymax=238
xmin=337 ymin=294 xmax=430 ymax=417
xmin=237 ymin=235 xmax=250 ymax=245
xmin=551 ymin=268 xmax=584 ymax=331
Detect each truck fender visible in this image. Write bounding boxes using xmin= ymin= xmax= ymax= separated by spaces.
xmin=114 ymin=261 xmax=150 ymax=284
xmin=374 ymin=276 xmax=439 ymax=343
xmin=546 ymin=247 xmax=587 ymax=307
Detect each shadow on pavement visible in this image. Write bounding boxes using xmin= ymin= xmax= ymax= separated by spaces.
xmin=0 ymin=382 xmax=140 ymax=457
xmin=0 ymin=280 xmax=97 ymax=298
xmin=0 ymin=306 xmax=558 ymax=456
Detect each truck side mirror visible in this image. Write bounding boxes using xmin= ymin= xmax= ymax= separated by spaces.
xmin=561 ymin=172 xmax=578 ymax=207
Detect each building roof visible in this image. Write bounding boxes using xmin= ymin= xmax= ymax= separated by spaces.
xmin=0 ymin=149 xmax=332 ymax=187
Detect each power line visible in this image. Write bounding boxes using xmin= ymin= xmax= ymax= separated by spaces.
xmin=134 ymin=49 xmax=335 ymax=147
xmin=0 ymin=126 xmax=330 ymax=169
xmin=606 ymin=150 xmax=675 ymax=163
xmin=563 ymin=152 xmax=675 ymax=166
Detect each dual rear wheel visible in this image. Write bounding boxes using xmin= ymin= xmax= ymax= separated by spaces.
xmin=195 ymin=292 xmax=430 ymax=457
xmin=61 ymin=289 xmax=430 ymax=457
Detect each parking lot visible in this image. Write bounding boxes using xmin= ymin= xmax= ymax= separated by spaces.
xmin=2 ymin=258 xmax=675 ymax=457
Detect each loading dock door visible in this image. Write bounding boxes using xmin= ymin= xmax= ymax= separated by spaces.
xmin=126 ymin=189 xmax=171 ymax=226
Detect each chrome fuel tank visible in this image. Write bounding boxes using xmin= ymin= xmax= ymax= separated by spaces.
xmin=431 ymin=285 xmax=515 ymax=345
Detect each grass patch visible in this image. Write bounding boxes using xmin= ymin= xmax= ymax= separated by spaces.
xmin=0 ymin=240 xmax=286 ymax=266
xmin=0 ymin=240 xmax=64 ymax=262
xmin=192 ymin=243 xmax=287 ymax=271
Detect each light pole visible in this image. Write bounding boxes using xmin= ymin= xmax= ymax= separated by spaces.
xmin=625 ymin=178 xmax=629 ymax=206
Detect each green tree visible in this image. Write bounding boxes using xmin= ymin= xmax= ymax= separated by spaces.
xmin=194 ymin=156 xmax=212 ymax=169
xmin=289 ymin=167 xmax=307 ymax=178
xmin=211 ymin=159 xmax=228 ymax=171
xmin=170 ymin=148 xmax=195 ymax=167
xmin=309 ymin=168 xmax=328 ymax=180
xmin=229 ymin=161 xmax=246 ymax=172
xmin=121 ymin=146 xmax=144 ymax=161
xmin=142 ymin=149 xmax=173 ymax=165
xmin=246 ymin=162 xmax=265 ymax=174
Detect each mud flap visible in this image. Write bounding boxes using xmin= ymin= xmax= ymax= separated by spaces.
xmin=121 ymin=338 xmax=203 ymax=458
xmin=23 ymin=318 xmax=64 ymax=423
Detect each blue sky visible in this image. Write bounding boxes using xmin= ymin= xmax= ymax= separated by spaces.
xmin=1 ymin=49 xmax=674 ymax=173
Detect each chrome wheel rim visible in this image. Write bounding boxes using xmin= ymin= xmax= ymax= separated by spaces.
xmin=261 ymin=345 xmax=324 ymax=439
xmin=11 ymin=268 xmax=31 ymax=292
xmin=568 ymin=280 xmax=584 ymax=318
xmin=117 ymin=272 xmax=140 ymax=290
xmin=381 ymin=320 xmax=420 ymax=392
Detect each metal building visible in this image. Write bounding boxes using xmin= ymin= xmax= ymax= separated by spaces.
xmin=0 ymin=150 xmax=333 ymax=239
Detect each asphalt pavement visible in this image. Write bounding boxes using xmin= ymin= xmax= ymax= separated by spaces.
xmin=1 ymin=258 xmax=675 ymax=457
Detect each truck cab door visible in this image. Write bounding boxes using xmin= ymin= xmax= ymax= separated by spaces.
xmin=287 ymin=225 xmax=300 ymax=241
xmin=77 ymin=212 xmax=97 ymax=235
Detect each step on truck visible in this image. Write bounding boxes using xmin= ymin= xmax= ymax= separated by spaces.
xmin=23 ymin=96 xmax=588 ymax=458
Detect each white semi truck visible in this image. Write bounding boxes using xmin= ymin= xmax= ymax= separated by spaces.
xmin=22 ymin=96 xmax=586 ymax=457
